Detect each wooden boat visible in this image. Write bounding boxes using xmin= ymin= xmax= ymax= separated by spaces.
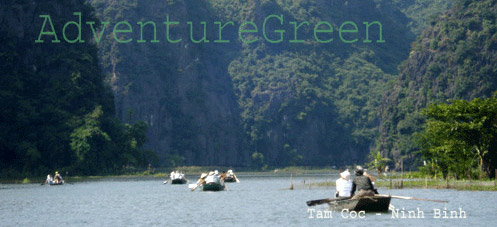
xmin=169 ymin=171 xmax=187 ymax=184
xmin=48 ymin=181 xmax=64 ymax=185
xmin=329 ymin=195 xmax=391 ymax=212
xmin=202 ymin=182 xmax=225 ymax=191
xmin=223 ymin=170 xmax=239 ymax=183
xmin=223 ymin=176 xmax=236 ymax=182
xmin=171 ymin=178 xmax=187 ymax=184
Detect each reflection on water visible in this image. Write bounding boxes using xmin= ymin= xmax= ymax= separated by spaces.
xmin=0 ymin=174 xmax=495 ymax=226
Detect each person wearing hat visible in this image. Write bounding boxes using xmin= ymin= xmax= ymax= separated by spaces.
xmin=197 ymin=173 xmax=208 ymax=184
xmin=205 ymin=171 xmax=216 ymax=184
xmin=213 ymin=170 xmax=220 ymax=182
xmin=363 ymin=170 xmax=379 ymax=194
xmin=350 ymin=166 xmax=377 ymax=199
xmin=54 ymin=171 xmax=63 ymax=184
xmin=335 ymin=169 xmax=352 ymax=198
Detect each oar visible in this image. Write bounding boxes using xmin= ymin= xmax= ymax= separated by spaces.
xmin=306 ymin=197 xmax=351 ymax=206
xmin=163 ymin=180 xmax=168 ymax=184
xmin=191 ymin=182 xmax=202 ymax=191
xmin=234 ymin=174 xmax=240 ymax=183
xmin=382 ymin=194 xmax=448 ymax=203
xmin=191 ymin=179 xmax=205 ymax=191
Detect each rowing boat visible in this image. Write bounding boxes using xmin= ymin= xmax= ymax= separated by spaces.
xmin=170 ymin=178 xmax=187 ymax=184
xmin=329 ymin=195 xmax=391 ymax=212
xmin=169 ymin=171 xmax=187 ymax=184
xmin=223 ymin=176 xmax=237 ymax=182
xmin=48 ymin=180 xmax=64 ymax=186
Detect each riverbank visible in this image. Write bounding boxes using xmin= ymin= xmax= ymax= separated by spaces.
xmin=310 ymin=178 xmax=497 ymax=191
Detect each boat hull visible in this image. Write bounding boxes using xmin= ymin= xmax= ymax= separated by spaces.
xmin=171 ymin=178 xmax=187 ymax=184
xmin=224 ymin=177 xmax=236 ymax=183
xmin=329 ymin=195 xmax=391 ymax=213
xmin=202 ymin=182 xmax=225 ymax=191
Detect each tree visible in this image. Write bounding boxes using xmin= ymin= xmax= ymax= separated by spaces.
xmin=368 ymin=150 xmax=391 ymax=176
xmin=418 ymin=93 xmax=497 ymax=178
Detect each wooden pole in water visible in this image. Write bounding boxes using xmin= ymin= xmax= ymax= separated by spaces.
xmin=400 ymin=159 xmax=404 ymax=189
xmin=425 ymin=176 xmax=428 ymax=189
xmin=289 ymin=174 xmax=293 ymax=190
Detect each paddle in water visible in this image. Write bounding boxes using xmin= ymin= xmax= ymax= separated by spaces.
xmin=306 ymin=197 xmax=351 ymax=206
xmin=381 ymin=194 xmax=448 ymax=203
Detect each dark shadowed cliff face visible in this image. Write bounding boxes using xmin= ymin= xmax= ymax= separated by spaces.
xmin=0 ymin=1 xmax=154 ymax=176
xmin=90 ymin=0 xmax=418 ymax=167
xmin=378 ymin=0 xmax=497 ymax=169
xmin=90 ymin=0 xmax=248 ymax=166
xmin=0 ymin=0 xmax=107 ymax=172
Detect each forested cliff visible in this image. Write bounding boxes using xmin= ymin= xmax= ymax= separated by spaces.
xmin=0 ymin=0 xmax=155 ymax=176
xmin=378 ymin=0 xmax=497 ymax=168
xmin=89 ymin=0 xmax=419 ymax=167
xmin=2 ymin=0 xmax=495 ymax=175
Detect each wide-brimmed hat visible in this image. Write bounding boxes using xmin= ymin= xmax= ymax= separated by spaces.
xmin=340 ymin=170 xmax=351 ymax=180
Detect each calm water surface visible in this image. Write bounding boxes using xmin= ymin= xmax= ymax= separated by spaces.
xmin=1 ymin=174 xmax=496 ymax=226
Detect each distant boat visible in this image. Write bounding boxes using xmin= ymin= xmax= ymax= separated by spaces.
xmin=169 ymin=171 xmax=187 ymax=184
xmin=222 ymin=169 xmax=239 ymax=183
xmin=171 ymin=178 xmax=187 ymax=184
xmin=223 ymin=176 xmax=237 ymax=183
xmin=329 ymin=195 xmax=391 ymax=212
xmin=44 ymin=174 xmax=64 ymax=186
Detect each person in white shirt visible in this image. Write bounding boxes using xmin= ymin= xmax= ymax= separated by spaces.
xmin=205 ymin=171 xmax=216 ymax=184
xmin=335 ymin=169 xmax=352 ymax=198
xmin=45 ymin=174 xmax=53 ymax=184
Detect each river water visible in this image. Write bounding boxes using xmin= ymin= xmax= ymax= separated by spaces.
xmin=0 ymin=174 xmax=495 ymax=226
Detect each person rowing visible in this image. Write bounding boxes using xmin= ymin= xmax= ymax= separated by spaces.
xmin=350 ymin=166 xmax=378 ymax=199
xmin=363 ymin=170 xmax=379 ymax=194
xmin=44 ymin=174 xmax=53 ymax=185
xmin=205 ymin=170 xmax=220 ymax=184
xmin=53 ymin=171 xmax=63 ymax=184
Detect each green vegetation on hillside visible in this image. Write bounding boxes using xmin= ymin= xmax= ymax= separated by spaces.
xmin=379 ymin=0 xmax=497 ymax=172
xmin=0 ymin=1 xmax=155 ymax=177
xmin=7 ymin=0 xmax=495 ymax=177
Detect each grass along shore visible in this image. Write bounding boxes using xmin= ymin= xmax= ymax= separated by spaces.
xmin=310 ymin=177 xmax=497 ymax=191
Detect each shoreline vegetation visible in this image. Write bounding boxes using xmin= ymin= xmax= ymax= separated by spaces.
xmin=3 ymin=167 xmax=497 ymax=191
